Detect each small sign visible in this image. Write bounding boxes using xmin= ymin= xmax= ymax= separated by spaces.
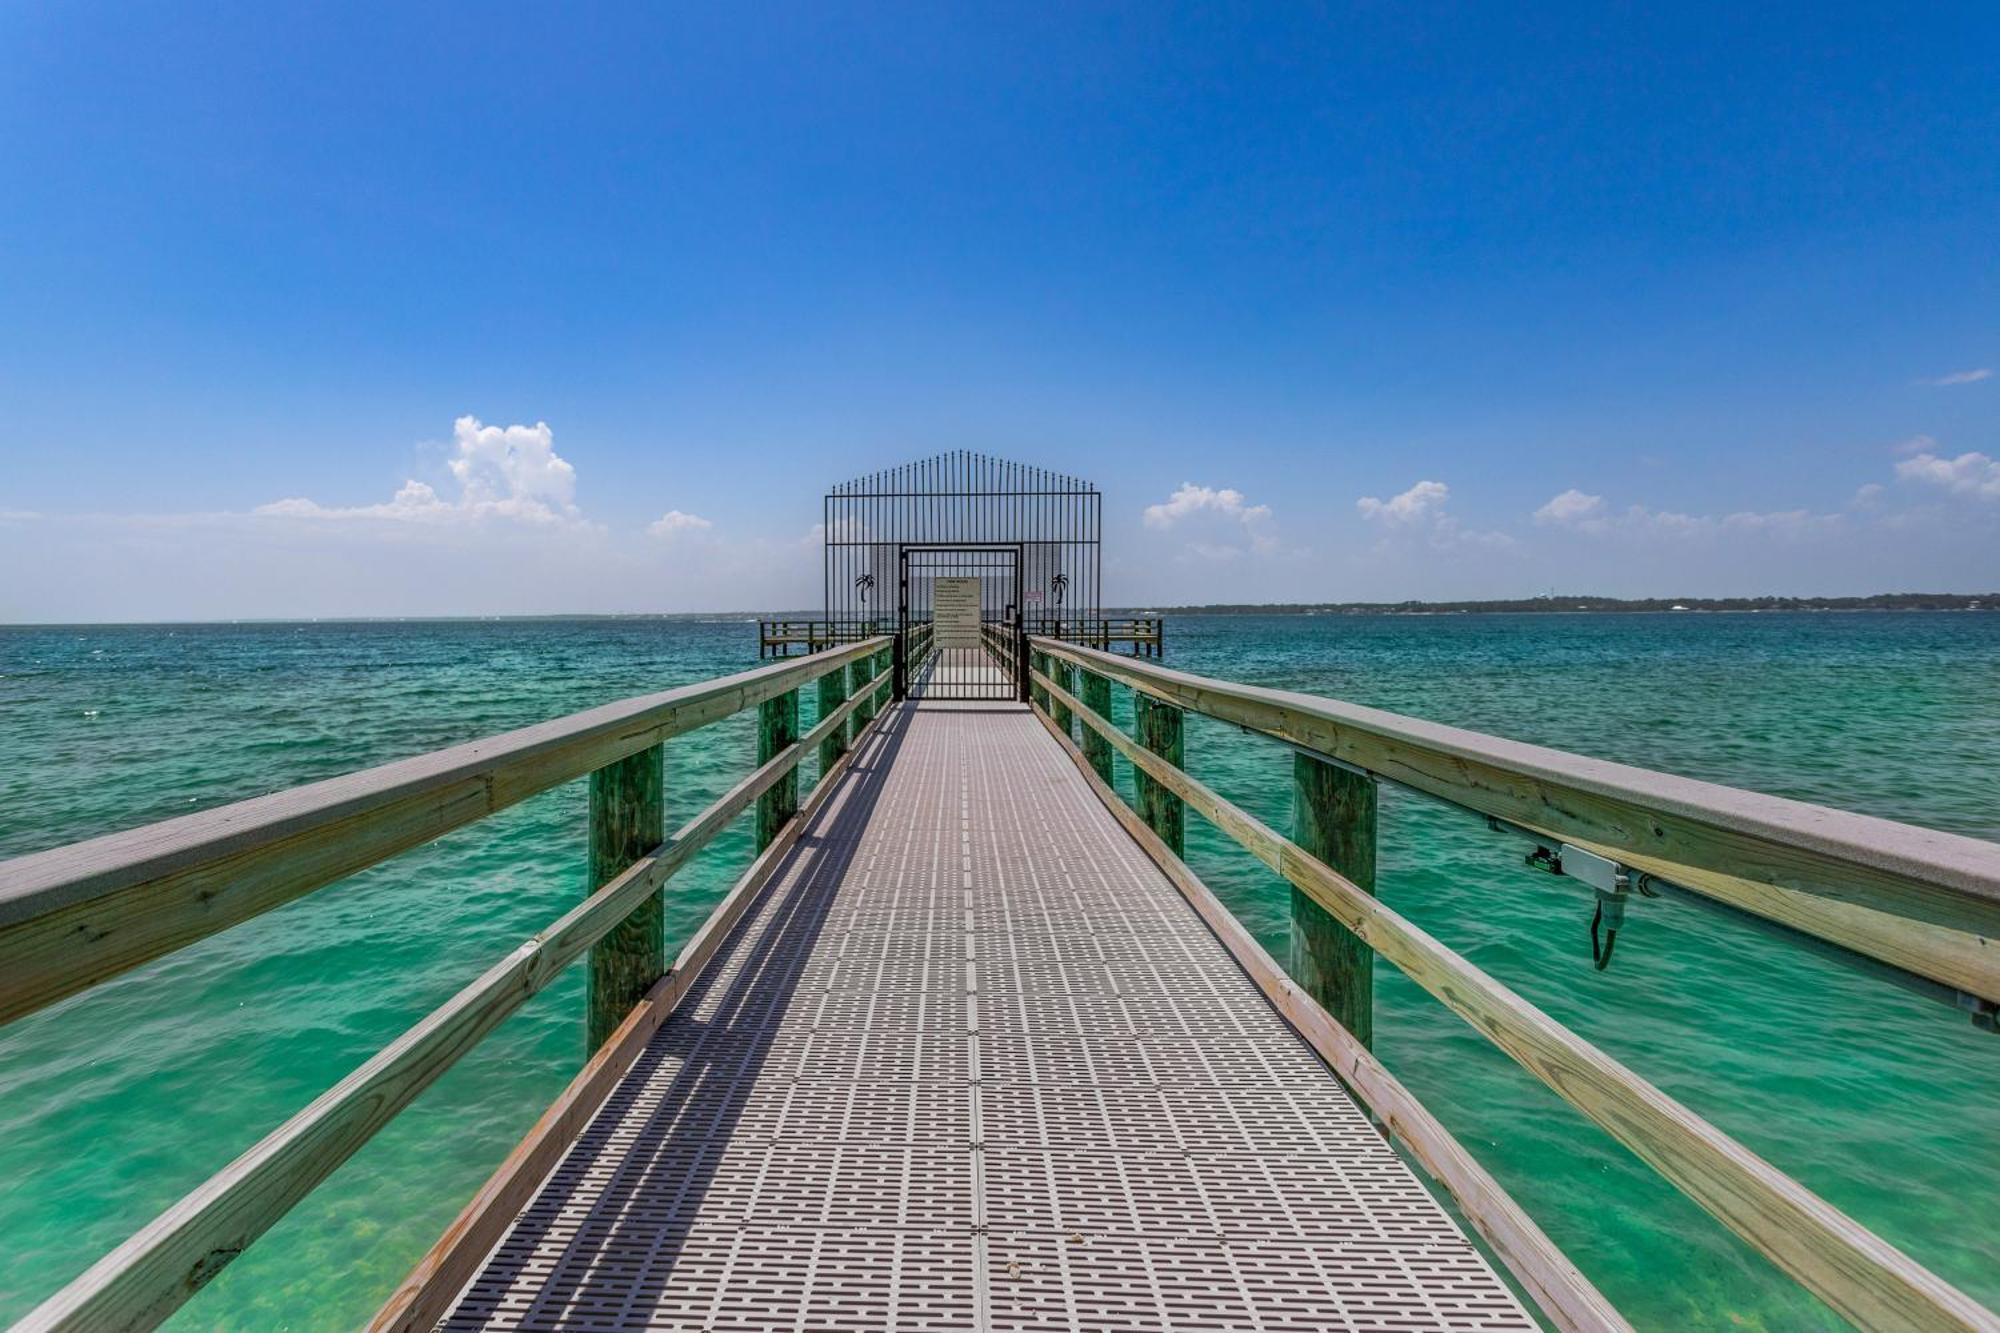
xmin=1025 ymin=591 xmax=1043 ymax=604
xmin=934 ymin=577 xmax=983 ymax=648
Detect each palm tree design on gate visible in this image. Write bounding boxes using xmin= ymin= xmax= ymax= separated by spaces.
xmin=855 ymin=573 xmax=876 ymax=635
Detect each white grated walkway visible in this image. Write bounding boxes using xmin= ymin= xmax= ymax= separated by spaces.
xmin=909 ymin=647 xmax=1014 ymax=700
xmin=441 ymin=702 xmax=1534 ymax=1331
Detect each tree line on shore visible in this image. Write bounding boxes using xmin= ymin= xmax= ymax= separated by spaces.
xmin=1123 ymin=593 xmax=1997 ymax=616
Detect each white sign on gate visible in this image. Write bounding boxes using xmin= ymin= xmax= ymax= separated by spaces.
xmin=933 ymin=577 xmax=983 ymax=648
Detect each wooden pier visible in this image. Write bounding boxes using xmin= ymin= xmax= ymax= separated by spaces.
xmin=420 ymin=699 xmax=1535 ymax=1330
xmin=759 ymin=615 xmax=1163 ymax=660
xmin=4 ymin=622 xmax=1999 ymax=1331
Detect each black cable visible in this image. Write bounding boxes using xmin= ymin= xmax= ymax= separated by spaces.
xmin=1590 ymin=899 xmax=1618 ymax=970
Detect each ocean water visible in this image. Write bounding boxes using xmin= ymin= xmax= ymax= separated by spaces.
xmin=1 ymin=613 xmax=1995 ymax=1330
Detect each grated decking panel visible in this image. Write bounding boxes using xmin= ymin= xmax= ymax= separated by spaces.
xmin=442 ymin=702 xmax=1534 ymax=1331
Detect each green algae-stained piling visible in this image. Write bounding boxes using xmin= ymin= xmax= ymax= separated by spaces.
xmin=816 ymin=660 xmax=848 ymax=774
xmin=1079 ymin=665 xmax=1114 ymax=784
xmin=1135 ymin=688 xmax=1187 ymax=856
xmin=1051 ymin=656 xmax=1075 ymax=737
xmin=585 ymin=743 xmax=664 ymax=1051
xmin=1293 ymin=750 xmax=1377 ymax=1048
xmin=872 ymin=645 xmax=892 ymax=712
xmin=5 ymin=455 xmax=2000 ymax=1333
xmin=755 ymin=689 xmax=798 ymax=852
xmin=849 ymin=652 xmax=876 ymax=738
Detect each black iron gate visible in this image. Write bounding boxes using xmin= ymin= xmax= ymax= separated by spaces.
xmin=823 ymin=452 xmax=1102 ymax=703
xmin=899 ymin=545 xmax=1021 ymax=700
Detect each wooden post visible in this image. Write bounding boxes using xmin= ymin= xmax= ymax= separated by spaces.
xmin=1052 ymin=660 xmax=1075 ymax=739
xmin=817 ymin=661 xmax=848 ymax=776
xmin=1293 ymin=752 xmax=1376 ymax=1047
xmin=586 ymin=744 xmax=664 ymax=1052
xmin=851 ymin=654 xmax=876 ymax=739
xmin=756 ymin=690 xmax=799 ymax=852
xmin=1030 ymin=649 xmax=1049 ymax=710
xmin=1079 ymin=667 xmax=1113 ymax=785
xmin=1133 ymin=692 xmax=1184 ymax=856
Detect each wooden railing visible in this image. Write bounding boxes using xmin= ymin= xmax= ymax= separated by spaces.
xmin=896 ymin=617 xmax=934 ymax=692
xmin=1029 ymin=637 xmax=2000 ymax=1333
xmin=765 ymin=615 xmax=1165 ymax=660
xmin=756 ymin=616 xmax=887 ymax=658
xmin=1025 ymin=614 xmax=1164 ymax=657
xmin=0 ymin=638 xmax=895 ymax=1333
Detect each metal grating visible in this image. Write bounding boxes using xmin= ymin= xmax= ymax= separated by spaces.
xmin=441 ymin=703 xmax=1536 ymax=1331
xmin=908 ymin=653 xmax=1015 ymax=702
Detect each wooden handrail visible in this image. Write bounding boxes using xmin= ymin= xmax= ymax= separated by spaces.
xmin=1027 ymin=698 xmax=1630 ymax=1333
xmin=369 ymin=694 xmax=900 ymax=1332
xmin=1030 ymin=661 xmax=2000 ymax=1333
xmin=17 ymin=659 xmax=895 ymax=1333
xmin=0 ymin=638 xmax=889 ymax=1028
xmin=1033 ymin=638 xmax=2000 ymax=991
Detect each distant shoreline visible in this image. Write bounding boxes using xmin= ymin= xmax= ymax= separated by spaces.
xmin=1122 ymin=593 xmax=1999 ymax=616
xmin=5 ymin=593 xmax=1998 ymax=628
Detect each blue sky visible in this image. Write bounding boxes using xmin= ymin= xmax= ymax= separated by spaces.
xmin=2 ymin=2 xmax=1996 ymax=618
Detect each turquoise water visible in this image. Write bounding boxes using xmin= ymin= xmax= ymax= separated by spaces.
xmin=1 ymin=614 xmax=1995 ymax=1330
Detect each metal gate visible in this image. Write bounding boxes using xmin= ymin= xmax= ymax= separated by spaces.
xmin=822 ymin=452 xmax=1103 ymax=704
xmin=899 ymin=545 xmax=1021 ymax=700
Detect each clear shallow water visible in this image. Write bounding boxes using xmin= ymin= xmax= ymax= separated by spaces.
xmin=1 ymin=614 xmax=1995 ymax=1330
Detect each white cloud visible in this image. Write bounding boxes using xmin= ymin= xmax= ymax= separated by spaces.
xmin=1921 ymin=368 xmax=1993 ymax=387
xmin=1632 ymin=507 xmax=1707 ymax=535
xmin=1530 ymin=489 xmax=1846 ymax=540
xmin=1623 ymin=503 xmax=1842 ymax=538
xmin=445 ymin=417 xmax=577 ymax=518
xmin=1355 ymin=479 xmax=1513 ymax=551
xmin=1718 ymin=508 xmax=1842 ymax=537
xmin=1896 ymin=450 xmax=2000 ymax=500
xmin=806 ymin=514 xmax=872 ymax=546
xmin=1143 ymin=482 xmax=1277 ymax=560
xmin=1144 ymin=483 xmax=1272 ymax=529
xmin=257 ymin=416 xmax=582 ymax=523
xmin=648 ymin=509 xmax=714 ymax=538
xmin=1892 ymin=434 xmax=1939 ymax=455
xmin=1533 ymin=488 xmax=1605 ymax=525
xmin=258 ymin=479 xmax=452 ymax=522
xmin=1355 ymin=480 xmax=1449 ymax=525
